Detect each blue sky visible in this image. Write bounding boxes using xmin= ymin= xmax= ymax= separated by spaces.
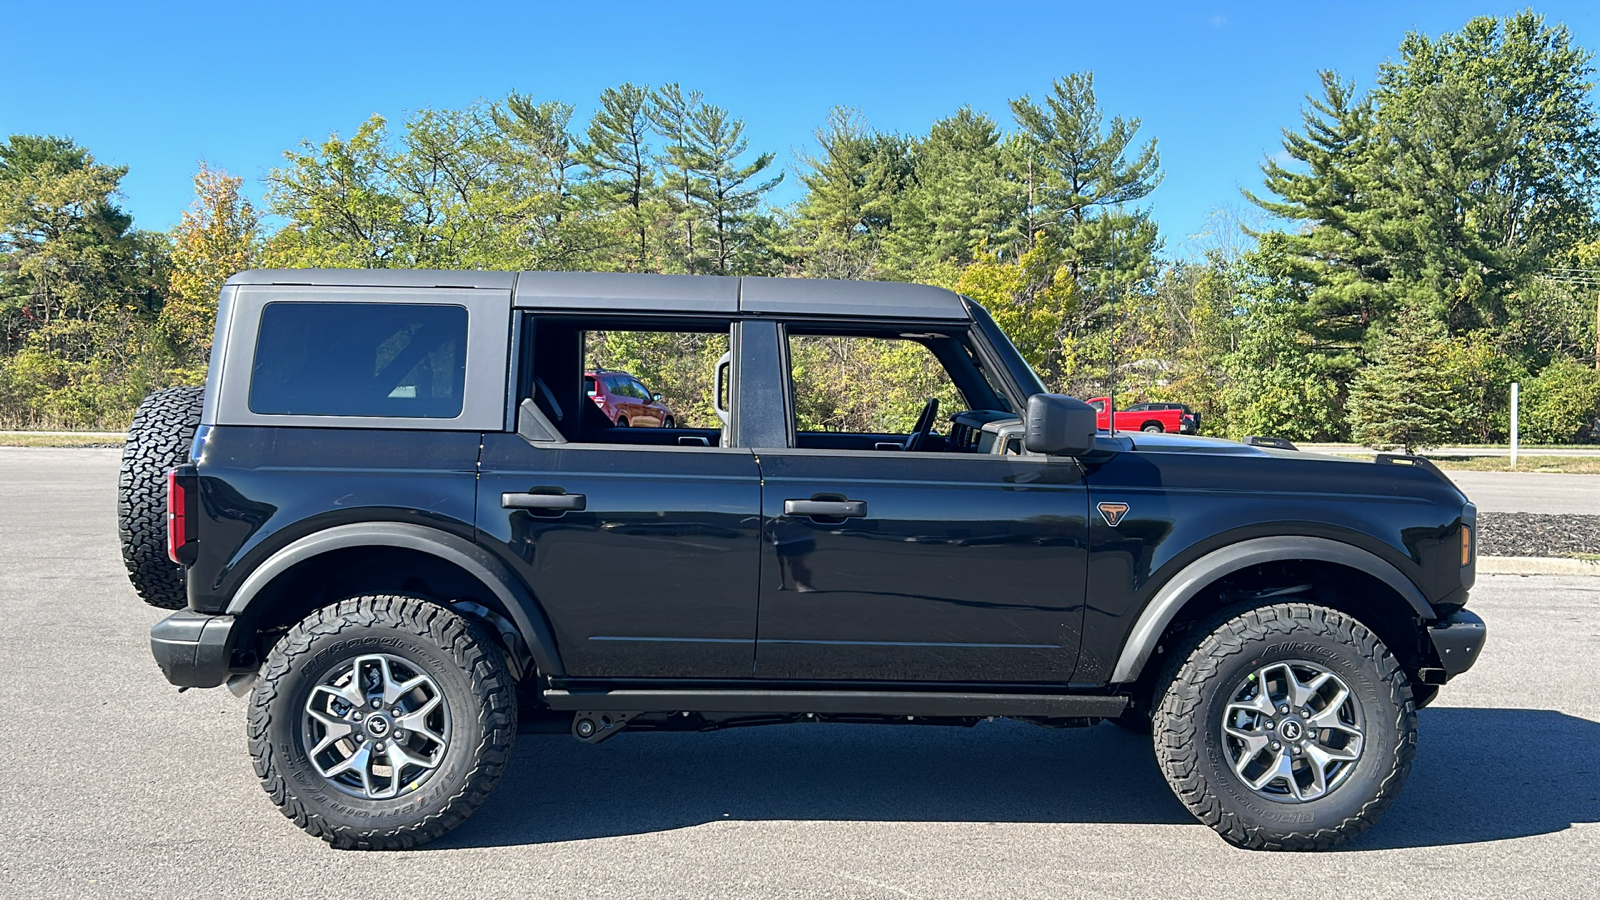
xmin=4 ymin=1 xmax=1598 ymax=257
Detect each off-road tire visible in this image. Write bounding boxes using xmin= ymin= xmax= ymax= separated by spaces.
xmin=1153 ymin=603 xmax=1416 ymax=850
xmin=247 ymin=595 xmax=517 ymax=850
xmin=117 ymin=385 xmax=204 ymax=609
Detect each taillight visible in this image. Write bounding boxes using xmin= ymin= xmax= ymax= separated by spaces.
xmin=167 ymin=470 xmax=186 ymax=563
xmin=167 ymin=468 xmax=197 ymax=565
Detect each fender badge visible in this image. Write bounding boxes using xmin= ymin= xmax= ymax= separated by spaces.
xmin=1098 ymin=502 xmax=1130 ymax=527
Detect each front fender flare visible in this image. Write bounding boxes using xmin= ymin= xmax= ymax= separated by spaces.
xmin=224 ymin=521 xmax=563 ymax=677
xmin=1109 ymin=535 xmax=1434 ymax=684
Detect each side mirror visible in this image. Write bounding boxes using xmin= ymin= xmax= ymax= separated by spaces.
xmin=1024 ymin=393 xmax=1098 ymax=456
xmin=652 ymin=392 xmax=663 ymax=402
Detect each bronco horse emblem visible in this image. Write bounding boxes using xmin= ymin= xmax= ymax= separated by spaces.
xmin=1097 ymin=502 xmax=1130 ymax=527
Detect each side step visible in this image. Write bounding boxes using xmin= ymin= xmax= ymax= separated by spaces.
xmin=543 ymin=688 xmax=1126 ymax=719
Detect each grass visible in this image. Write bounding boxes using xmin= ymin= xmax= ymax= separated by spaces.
xmin=1313 ymin=452 xmax=1600 ymax=473
xmin=0 ymin=433 xmax=124 ymax=448
xmin=1426 ymin=455 xmax=1600 ymax=474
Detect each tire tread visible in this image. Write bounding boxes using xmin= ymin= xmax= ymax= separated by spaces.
xmin=246 ymin=595 xmax=517 ymax=850
xmin=1153 ymin=602 xmax=1416 ymax=851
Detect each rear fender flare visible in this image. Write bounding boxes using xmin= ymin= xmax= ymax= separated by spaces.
xmin=1109 ymin=535 xmax=1434 ymax=684
xmin=225 ymin=522 xmax=563 ymax=677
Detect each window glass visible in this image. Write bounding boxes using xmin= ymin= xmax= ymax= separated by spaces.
xmin=581 ymin=328 xmax=731 ymax=432
xmin=583 ymin=375 xmax=598 ymax=397
xmin=249 ymin=302 xmax=468 ymax=418
xmin=788 ymin=334 xmax=963 ymax=434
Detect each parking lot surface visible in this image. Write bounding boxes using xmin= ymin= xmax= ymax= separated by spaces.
xmin=1 ymin=448 xmax=1596 ymax=899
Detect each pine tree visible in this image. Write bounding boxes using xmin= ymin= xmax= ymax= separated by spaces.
xmin=576 ymin=84 xmax=657 ymax=270
xmin=792 ymin=108 xmax=914 ymax=278
xmin=649 ymin=84 xmax=709 ymax=273
xmin=690 ymin=103 xmax=782 ymax=274
xmin=1347 ymin=305 xmax=1463 ymax=451
xmin=1008 ymin=72 xmax=1163 ymax=281
xmin=881 ymin=107 xmax=1019 ymax=278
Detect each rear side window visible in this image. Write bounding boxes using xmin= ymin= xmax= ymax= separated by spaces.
xmin=249 ymin=302 xmax=469 ymax=418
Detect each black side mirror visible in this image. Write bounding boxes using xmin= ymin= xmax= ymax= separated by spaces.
xmin=1024 ymin=393 xmax=1098 ymax=456
xmin=652 ymin=392 xmax=663 ymax=402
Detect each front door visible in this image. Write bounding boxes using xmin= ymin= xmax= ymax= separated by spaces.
xmin=754 ymin=451 xmax=1089 ymax=682
xmin=753 ymin=326 xmax=1090 ymax=683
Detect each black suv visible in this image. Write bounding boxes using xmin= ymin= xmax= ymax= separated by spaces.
xmin=119 ymin=269 xmax=1484 ymax=851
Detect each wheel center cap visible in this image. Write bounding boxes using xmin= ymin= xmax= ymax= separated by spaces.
xmin=365 ymin=715 xmax=391 ymax=738
xmin=1279 ymin=719 xmax=1304 ymax=741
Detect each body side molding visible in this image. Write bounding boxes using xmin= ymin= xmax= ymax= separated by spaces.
xmin=1109 ymin=535 xmax=1435 ymax=684
xmin=224 ymin=521 xmax=563 ymax=676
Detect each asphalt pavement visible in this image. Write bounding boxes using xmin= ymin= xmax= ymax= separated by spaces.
xmin=1 ymin=448 xmax=1596 ymax=900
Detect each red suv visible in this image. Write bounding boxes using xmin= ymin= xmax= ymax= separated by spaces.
xmin=585 ymin=369 xmax=676 ymax=427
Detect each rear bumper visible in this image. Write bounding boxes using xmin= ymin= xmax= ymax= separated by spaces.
xmin=1426 ymin=608 xmax=1486 ymax=681
xmin=150 ymin=610 xmax=241 ymax=688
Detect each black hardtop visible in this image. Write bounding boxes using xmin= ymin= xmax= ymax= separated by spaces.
xmin=225 ymin=269 xmax=971 ymax=321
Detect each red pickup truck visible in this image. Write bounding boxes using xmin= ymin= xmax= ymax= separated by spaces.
xmin=1087 ymin=398 xmax=1197 ymax=434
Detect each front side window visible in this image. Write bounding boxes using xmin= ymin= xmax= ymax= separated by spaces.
xmin=249 ymin=302 xmax=468 ymax=418
xmin=788 ymin=334 xmax=963 ymax=435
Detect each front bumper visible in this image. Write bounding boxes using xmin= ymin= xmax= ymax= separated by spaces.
xmin=1426 ymin=608 xmax=1486 ymax=681
xmin=150 ymin=610 xmax=241 ymax=688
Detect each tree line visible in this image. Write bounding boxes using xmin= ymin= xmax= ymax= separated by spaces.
xmin=2 ymin=10 xmax=1598 ymax=447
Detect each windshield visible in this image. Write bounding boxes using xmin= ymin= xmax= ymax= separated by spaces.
xmin=962 ymin=297 xmax=1046 ymax=399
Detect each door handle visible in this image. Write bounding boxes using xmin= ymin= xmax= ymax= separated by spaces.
xmin=502 ymin=491 xmax=586 ymax=511
xmin=784 ymin=499 xmax=866 ymax=518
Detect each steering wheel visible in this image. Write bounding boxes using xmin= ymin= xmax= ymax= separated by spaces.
xmin=903 ymin=398 xmax=940 ymax=452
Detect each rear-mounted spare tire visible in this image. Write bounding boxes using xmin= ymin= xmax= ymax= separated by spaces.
xmin=118 ymin=385 xmax=204 ymax=609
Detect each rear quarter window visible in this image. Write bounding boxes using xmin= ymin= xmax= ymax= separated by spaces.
xmin=248 ymin=302 xmax=469 ymax=418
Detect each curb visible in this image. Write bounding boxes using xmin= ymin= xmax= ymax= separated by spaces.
xmin=1478 ymin=555 xmax=1600 ymax=576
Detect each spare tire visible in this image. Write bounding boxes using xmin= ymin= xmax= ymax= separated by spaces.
xmin=118 ymin=386 xmax=204 ymax=609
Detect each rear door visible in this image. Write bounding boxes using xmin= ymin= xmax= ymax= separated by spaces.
xmin=476 ymin=316 xmax=762 ymax=679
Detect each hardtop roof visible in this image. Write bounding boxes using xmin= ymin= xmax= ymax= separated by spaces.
xmin=225 ymin=269 xmax=971 ymax=321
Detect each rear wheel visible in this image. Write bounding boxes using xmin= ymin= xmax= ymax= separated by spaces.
xmin=1141 ymin=422 xmax=1164 ymax=433
xmin=247 ymin=595 xmax=517 ymax=849
xmin=117 ymin=385 xmax=204 ymax=609
xmin=1153 ymin=603 xmax=1415 ymax=850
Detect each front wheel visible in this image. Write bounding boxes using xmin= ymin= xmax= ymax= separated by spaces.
xmin=247 ymin=595 xmax=517 ymax=849
xmin=1153 ymin=603 xmax=1415 ymax=850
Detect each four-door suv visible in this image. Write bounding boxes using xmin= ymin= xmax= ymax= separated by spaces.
xmin=585 ymin=368 xmax=675 ymax=427
xmin=121 ymin=269 xmax=1484 ymax=852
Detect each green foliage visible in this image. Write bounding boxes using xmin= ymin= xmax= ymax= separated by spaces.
xmin=0 ymin=135 xmax=169 ymax=428
xmin=7 ymin=18 xmax=1600 ymax=446
xmin=1522 ymin=357 xmax=1600 ymax=443
xmin=1347 ymin=306 xmax=1465 ymax=451
xmin=163 ymin=163 xmax=259 ymax=384
xmin=789 ymin=335 xmax=963 ymax=434
xmin=1220 ymin=297 xmax=1345 ymax=442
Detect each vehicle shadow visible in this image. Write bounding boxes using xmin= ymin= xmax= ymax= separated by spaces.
xmin=1348 ymin=707 xmax=1600 ymax=850
xmin=431 ymin=707 xmax=1598 ymax=850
